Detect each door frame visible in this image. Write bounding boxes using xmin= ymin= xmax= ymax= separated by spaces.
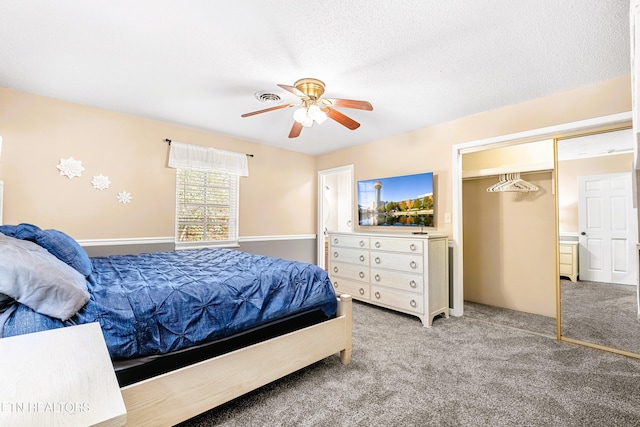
xmin=317 ymin=165 xmax=354 ymax=268
xmin=451 ymin=111 xmax=632 ymax=318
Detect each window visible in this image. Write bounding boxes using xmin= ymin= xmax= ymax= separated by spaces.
xmin=175 ymin=169 xmax=239 ymax=248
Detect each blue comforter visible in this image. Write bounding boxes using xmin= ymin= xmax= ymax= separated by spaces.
xmin=3 ymin=248 xmax=337 ymax=360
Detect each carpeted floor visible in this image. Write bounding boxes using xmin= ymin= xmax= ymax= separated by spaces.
xmin=178 ymin=301 xmax=640 ymax=427
xmin=462 ymin=300 xmax=556 ymax=338
xmin=561 ymin=279 xmax=640 ymax=354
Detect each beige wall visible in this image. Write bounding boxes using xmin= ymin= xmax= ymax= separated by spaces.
xmin=0 ymin=76 xmax=632 ymax=315
xmin=316 ymin=76 xmax=632 ymax=239
xmin=462 ymin=173 xmax=556 ymax=316
xmin=462 ymin=139 xmax=554 ymax=177
xmin=558 ymin=152 xmax=634 ymax=234
xmin=316 ymin=75 xmax=630 ymax=317
xmin=0 ymin=88 xmax=316 ymax=239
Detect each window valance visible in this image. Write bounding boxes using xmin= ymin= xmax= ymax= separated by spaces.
xmin=168 ymin=141 xmax=249 ymax=177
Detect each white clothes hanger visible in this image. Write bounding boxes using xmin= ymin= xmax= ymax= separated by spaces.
xmin=486 ymin=173 xmax=538 ymax=192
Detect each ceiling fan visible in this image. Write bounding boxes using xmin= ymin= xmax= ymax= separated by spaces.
xmin=241 ymin=78 xmax=373 ymax=138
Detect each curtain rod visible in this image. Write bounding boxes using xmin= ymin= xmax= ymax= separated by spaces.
xmin=164 ymin=139 xmax=254 ymax=157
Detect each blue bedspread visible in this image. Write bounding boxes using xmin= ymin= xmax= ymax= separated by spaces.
xmin=3 ymin=248 xmax=337 ymax=360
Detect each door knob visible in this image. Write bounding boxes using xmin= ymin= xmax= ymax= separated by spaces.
xmin=581 ymin=232 xmax=586 ymax=235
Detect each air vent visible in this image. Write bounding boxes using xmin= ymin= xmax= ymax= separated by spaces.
xmin=254 ymin=91 xmax=281 ymax=103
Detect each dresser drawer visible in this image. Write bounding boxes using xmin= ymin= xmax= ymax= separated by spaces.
xmin=559 ymin=263 xmax=574 ymax=275
xmin=330 ymin=235 xmax=369 ymax=249
xmin=370 ymin=268 xmax=423 ymax=293
xmin=370 ymin=237 xmax=423 ymax=254
xmin=330 ymin=247 xmax=370 ymax=265
xmin=371 ymin=285 xmax=424 ymax=314
xmin=330 ymin=261 xmax=369 ymax=282
xmin=559 ymin=253 xmax=573 ymax=265
xmin=559 ymin=243 xmax=575 ymax=254
xmin=370 ymin=252 xmax=423 ymax=273
xmin=331 ymin=278 xmax=370 ymax=299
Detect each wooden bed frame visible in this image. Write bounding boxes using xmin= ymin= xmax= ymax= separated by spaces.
xmin=120 ymin=294 xmax=353 ymax=426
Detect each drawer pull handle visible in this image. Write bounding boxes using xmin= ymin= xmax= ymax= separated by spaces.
xmin=359 ymin=255 xmax=366 ymax=262
xmin=375 ymin=274 xmax=381 ymax=282
xmin=333 ymin=238 xmax=338 ymax=244
xmin=333 ymin=266 xmax=339 ymax=273
xmin=359 ymin=240 xmax=365 ymax=247
xmin=359 ymin=288 xmax=365 ymax=295
xmin=375 ymin=241 xmax=381 ymax=248
xmin=410 ymin=243 xmax=416 ymax=251
xmin=359 ymin=271 xmax=365 ymax=279
xmin=333 ymin=252 xmax=339 ymax=258
xmin=374 ymin=291 xmax=381 ymax=299
xmin=375 ymin=257 xmax=381 ymax=264
xmin=410 ymin=261 xmax=417 ymax=269
xmin=333 ymin=282 xmax=338 ymax=288
xmin=409 ymin=280 xmax=417 ymax=288
xmin=410 ymin=299 xmax=417 ymax=308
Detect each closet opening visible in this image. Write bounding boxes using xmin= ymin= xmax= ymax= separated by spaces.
xmin=460 ymin=142 xmax=556 ymax=337
xmin=451 ymin=112 xmax=632 ymax=337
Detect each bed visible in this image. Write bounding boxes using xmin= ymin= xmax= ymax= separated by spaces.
xmin=0 ymin=224 xmax=353 ymax=426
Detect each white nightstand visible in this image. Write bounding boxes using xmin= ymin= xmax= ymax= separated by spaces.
xmin=0 ymin=323 xmax=126 ymax=426
xmin=559 ymin=241 xmax=579 ymax=282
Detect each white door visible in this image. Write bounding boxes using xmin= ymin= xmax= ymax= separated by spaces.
xmin=578 ymin=173 xmax=638 ymax=285
xmin=317 ymin=166 xmax=354 ymax=268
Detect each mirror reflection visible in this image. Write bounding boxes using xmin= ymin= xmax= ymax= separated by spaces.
xmin=557 ymin=128 xmax=640 ymax=355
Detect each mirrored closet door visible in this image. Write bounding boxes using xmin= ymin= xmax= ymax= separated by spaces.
xmin=557 ymin=128 xmax=640 ymax=356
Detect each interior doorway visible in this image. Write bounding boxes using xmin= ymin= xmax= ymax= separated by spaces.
xmin=317 ymin=165 xmax=354 ymax=269
xmin=577 ymin=172 xmax=638 ymax=285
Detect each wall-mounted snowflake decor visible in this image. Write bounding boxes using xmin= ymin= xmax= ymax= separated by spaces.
xmin=91 ymin=174 xmax=111 ymax=190
xmin=117 ymin=191 xmax=132 ymax=204
xmin=56 ymin=157 xmax=85 ymax=179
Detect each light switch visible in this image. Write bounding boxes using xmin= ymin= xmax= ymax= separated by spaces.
xmin=444 ymin=213 xmax=451 ymax=223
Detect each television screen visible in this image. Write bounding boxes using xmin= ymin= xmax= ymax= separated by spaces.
xmin=358 ymin=172 xmax=434 ymax=227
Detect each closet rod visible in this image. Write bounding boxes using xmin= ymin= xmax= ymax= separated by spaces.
xmin=164 ymin=139 xmax=254 ymax=157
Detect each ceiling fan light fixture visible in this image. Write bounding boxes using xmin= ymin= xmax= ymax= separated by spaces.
xmin=301 ymin=115 xmax=314 ymax=127
xmin=242 ymin=78 xmax=373 ymax=138
xmin=293 ymin=107 xmax=308 ymax=124
xmin=309 ymin=107 xmax=328 ymax=124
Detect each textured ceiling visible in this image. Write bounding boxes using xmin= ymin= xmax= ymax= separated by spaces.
xmin=0 ymin=1 xmax=631 ymax=155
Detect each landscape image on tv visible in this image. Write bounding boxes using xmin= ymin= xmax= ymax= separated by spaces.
xmin=358 ymin=172 xmax=434 ymax=227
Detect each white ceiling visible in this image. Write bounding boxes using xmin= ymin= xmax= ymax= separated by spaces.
xmin=0 ymin=1 xmax=631 ymax=155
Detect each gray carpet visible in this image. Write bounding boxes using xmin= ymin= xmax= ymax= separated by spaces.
xmin=463 ymin=300 xmax=556 ymax=338
xmin=179 ymin=301 xmax=640 ymax=427
xmin=561 ymin=279 xmax=640 ymax=354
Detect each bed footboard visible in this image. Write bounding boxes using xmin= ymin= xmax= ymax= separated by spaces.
xmin=121 ymin=294 xmax=353 ymax=427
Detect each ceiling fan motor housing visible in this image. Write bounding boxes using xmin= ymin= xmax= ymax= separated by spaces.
xmin=294 ymin=78 xmax=325 ymax=100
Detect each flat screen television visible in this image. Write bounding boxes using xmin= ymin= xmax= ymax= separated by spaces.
xmin=357 ymin=172 xmax=434 ymax=228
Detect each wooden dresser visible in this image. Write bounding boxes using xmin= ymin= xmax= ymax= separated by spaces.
xmin=559 ymin=241 xmax=579 ymax=282
xmin=328 ymin=231 xmax=448 ymax=327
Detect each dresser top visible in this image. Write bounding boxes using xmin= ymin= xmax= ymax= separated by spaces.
xmin=328 ymin=231 xmax=447 ymax=240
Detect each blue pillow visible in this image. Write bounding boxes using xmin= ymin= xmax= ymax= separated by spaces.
xmin=0 ymin=223 xmax=41 ymax=241
xmin=34 ymin=229 xmax=93 ymax=277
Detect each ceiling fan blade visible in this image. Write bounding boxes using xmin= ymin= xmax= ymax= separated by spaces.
xmin=324 ymin=98 xmax=373 ymax=111
xmin=289 ymin=121 xmax=303 ymax=138
xmin=241 ymin=104 xmax=294 ymax=117
xmin=277 ymin=84 xmax=309 ymax=99
xmin=325 ymin=108 xmax=360 ymax=130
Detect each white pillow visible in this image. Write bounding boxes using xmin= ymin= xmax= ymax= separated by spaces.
xmin=0 ymin=234 xmax=89 ymax=320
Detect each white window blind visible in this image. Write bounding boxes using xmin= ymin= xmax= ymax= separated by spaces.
xmin=175 ymin=169 xmax=239 ymax=248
